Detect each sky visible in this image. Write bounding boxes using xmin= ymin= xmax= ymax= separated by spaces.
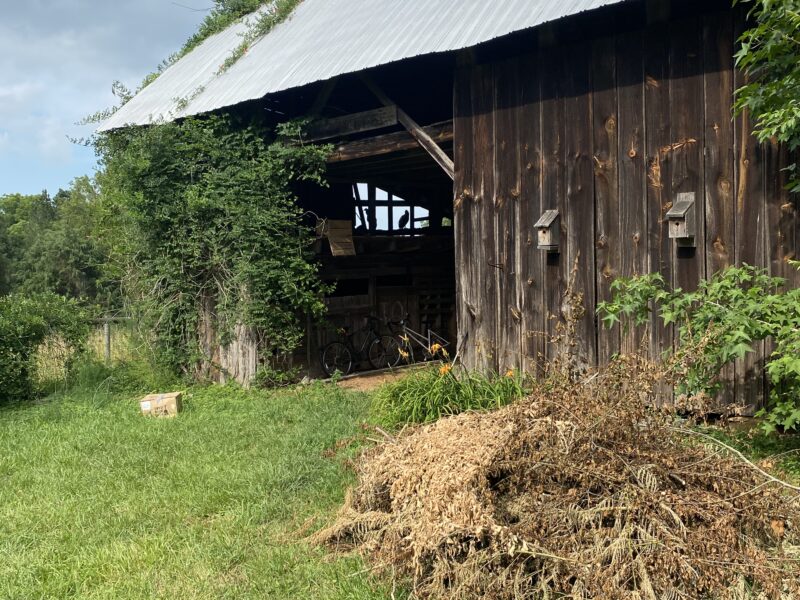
xmin=0 ymin=0 xmax=208 ymax=197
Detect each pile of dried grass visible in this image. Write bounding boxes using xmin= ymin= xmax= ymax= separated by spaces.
xmin=315 ymin=357 xmax=800 ymax=599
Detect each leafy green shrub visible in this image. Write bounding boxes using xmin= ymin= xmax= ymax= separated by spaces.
xmin=373 ymin=364 xmax=526 ymax=428
xmin=597 ymin=264 xmax=800 ymax=432
xmin=0 ymin=294 xmax=89 ymax=402
xmin=735 ymin=0 xmax=800 ymax=179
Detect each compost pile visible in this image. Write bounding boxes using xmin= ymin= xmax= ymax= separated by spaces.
xmin=316 ymin=358 xmax=800 ymax=599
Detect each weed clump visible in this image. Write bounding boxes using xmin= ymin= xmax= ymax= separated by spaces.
xmin=372 ymin=364 xmax=525 ymax=427
xmin=316 ymin=357 xmax=800 ymax=599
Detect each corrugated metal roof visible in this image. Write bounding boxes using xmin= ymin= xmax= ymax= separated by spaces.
xmin=99 ymin=0 xmax=627 ymax=131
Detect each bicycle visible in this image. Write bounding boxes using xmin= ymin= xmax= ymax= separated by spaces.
xmin=319 ymin=316 xmax=401 ymax=377
xmin=388 ymin=315 xmax=450 ymax=364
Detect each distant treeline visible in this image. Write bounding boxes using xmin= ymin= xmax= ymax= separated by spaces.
xmin=0 ymin=176 xmax=116 ymax=307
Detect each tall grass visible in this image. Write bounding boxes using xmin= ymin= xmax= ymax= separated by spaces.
xmin=372 ymin=364 xmax=526 ymax=428
xmin=85 ymin=324 xmax=136 ymax=363
xmin=35 ymin=321 xmax=179 ymax=397
xmin=32 ymin=335 xmax=74 ymax=391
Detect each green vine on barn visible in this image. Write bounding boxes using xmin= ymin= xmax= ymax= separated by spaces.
xmin=94 ymin=115 xmax=331 ymax=379
xmin=170 ymin=1 xmax=304 ymax=111
xmin=217 ymin=0 xmax=304 ymax=74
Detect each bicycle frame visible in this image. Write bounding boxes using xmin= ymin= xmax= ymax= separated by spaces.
xmin=392 ymin=320 xmax=450 ymax=361
xmin=346 ymin=327 xmax=379 ymax=359
xmin=336 ymin=317 xmax=383 ymax=360
xmin=319 ymin=316 xmax=398 ymax=376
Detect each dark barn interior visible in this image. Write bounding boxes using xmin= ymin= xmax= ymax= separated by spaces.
xmin=279 ymin=61 xmax=458 ymax=375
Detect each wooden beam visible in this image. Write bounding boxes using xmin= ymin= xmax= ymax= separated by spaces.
xmin=646 ymin=0 xmax=670 ymax=23
xmin=326 ymin=176 xmax=451 ymax=194
xmin=360 ymin=75 xmax=455 ymax=180
xmin=327 ymin=120 xmax=453 ymax=163
xmin=334 ymin=161 xmax=448 ymax=179
xmin=353 ymin=183 xmax=368 ymax=230
xmin=305 ymin=105 xmax=398 ymax=142
xmin=308 ymin=77 xmax=338 ymax=117
xmin=367 ymin=184 xmax=377 ymax=233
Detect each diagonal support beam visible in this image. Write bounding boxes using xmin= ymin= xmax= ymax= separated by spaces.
xmin=308 ymin=77 xmax=338 ymax=117
xmin=360 ymin=75 xmax=455 ymax=180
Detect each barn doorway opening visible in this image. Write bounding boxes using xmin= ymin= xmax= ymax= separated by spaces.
xmin=297 ymin=133 xmax=456 ymax=377
xmin=285 ymin=60 xmax=456 ymax=377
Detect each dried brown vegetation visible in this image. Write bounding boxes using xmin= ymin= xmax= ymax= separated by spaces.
xmin=315 ymin=357 xmax=800 ymax=599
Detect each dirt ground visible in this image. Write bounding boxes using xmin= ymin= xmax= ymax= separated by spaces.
xmin=337 ymin=367 xmax=415 ymax=392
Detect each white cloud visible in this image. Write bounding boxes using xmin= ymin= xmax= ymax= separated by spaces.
xmin=36 ymin=117 xmax=72 ymax=163
xmin=0 ymin=0 xmax=208 ymax=194
xmin=0 ymin=130 xmax=10 ymax=155
xmin=0 ymin=82 xmax=47 ymax=120
xmin=0 ymin=82 xmax=44 ymax=101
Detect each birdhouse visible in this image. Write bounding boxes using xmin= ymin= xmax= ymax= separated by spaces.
xmin=666 ymin=192 xmax=696 ymax=247
xmin=534 ymin=209 xmax=560 ymax=252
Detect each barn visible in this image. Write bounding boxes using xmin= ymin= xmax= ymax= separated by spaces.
xmin=103 ymin=0 xmax=798 ymax=410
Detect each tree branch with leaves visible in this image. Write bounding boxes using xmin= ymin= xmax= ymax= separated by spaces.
xmin=735 ymin=0 xmax=800 ymax=190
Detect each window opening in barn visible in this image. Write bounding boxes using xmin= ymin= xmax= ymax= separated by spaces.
xmin=352 ymin=183 xmax=430 ymax=235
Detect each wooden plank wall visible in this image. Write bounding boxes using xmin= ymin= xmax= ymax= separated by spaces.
xmin=452 ymin=8 xmax=798 ymax=408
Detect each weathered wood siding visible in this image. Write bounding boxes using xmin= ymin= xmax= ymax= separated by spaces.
xmin=453 ymin=8 xmax=799 ymax=409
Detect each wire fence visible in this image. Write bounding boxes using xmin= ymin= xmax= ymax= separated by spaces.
xmin=92 ymin=317 xmax=134 ymax=365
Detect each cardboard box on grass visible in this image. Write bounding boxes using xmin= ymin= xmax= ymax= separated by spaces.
xmin=139 ymin=392 xmax=183 ymax=417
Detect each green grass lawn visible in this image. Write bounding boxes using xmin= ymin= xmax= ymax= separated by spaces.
xmin=0 ymin=383 xmax=398 ymax=599
xmin=3 ymin=376 xmax=798 ymax=600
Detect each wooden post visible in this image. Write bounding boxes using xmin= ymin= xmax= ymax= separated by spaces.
xmin=353 ymin=183 xmax=368 ymax=230
xmin=368 ymin=184 xmax=377 ymax=232
xmin=306 ymin=313 xmax=313 ymax=374
xmin=103 ymin=320 xmax=111 ymax=365
xmin=388 ymin=192 xmax=394 ymax=233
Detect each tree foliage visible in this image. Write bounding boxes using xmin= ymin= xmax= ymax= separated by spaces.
xmin=94 ymin=114 xmax=331 ymax=377
xmin=0 ymin=178 xmax=112 ymax=304
xmin=598 ymin=264 xmax=800 ymax=432
xmin=735 ymin=0 xmax=800 ymax=189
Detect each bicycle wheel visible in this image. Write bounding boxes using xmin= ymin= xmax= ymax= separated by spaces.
xmin=368 ymin=335 xmax=401 ymax=369
xmin=320 ymin=342 xmax=353 ymax=377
